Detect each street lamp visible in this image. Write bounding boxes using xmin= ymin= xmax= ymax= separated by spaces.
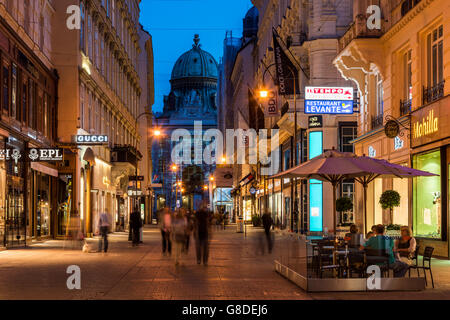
xmin=259 ymin=89 xmax=269 ymax=98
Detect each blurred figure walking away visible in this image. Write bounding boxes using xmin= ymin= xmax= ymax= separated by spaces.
xmin=159 ymin=208 xmax=172 ymax=255
xmin=129 ymin=207 xmax=142 ymax=247
xmin=172 ymin=209 xmax=187 ymax=266
xmin=97 ymin=209 xmax=111 ymax=253
xmin=184 ymin=210 xmax=194 ymax=253
xmin=195 ymin=204 xmax=211 ymax=265
xmin=262 ymin=211 xmax=274 ymax=254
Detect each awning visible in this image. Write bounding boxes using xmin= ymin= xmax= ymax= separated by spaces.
xmin=83 ymin=147 xmax=96 ymax=165
xmin=31 ymin=162 xmax=58 ymax=177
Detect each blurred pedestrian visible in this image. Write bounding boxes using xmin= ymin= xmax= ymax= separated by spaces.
xmin=97 ymin=209 xmax=111 ymax=253
xmin=184 ymin=210 xmax=194 ymax=253
xmin=262 ymin=211 xmax=273 ymax=253
xmin=195 ymin=204 xmax=211 ymax=265
xmin=129 ymin=207 xmax=142 ymax=247
xmin=159 ymin=207 xmax=172 ymax=255
xmin=172 ymin=209 xmax=187 ymax=266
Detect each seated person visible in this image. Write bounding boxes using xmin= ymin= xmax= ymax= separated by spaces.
xmin=344 ymin=224 xmax=362 ymax=248
xmin=394 ymin=226 xmax=417 ymax=265
xmin=361 ymin=224 xmax=409 ymax=278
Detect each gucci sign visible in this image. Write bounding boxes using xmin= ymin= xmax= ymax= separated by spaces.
xmin=74 ymin=135 xmax=109 ymax=145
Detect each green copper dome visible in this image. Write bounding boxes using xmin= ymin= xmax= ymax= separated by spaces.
xmin=171 ymin=35 xmax=218 ymax=81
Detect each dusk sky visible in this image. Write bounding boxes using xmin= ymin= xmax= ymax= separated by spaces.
xmin=139 ymin=0 xmax=253 ymax=113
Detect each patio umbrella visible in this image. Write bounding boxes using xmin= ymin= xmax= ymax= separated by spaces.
xmin=271 ymin=149 xmax=437 ymax=234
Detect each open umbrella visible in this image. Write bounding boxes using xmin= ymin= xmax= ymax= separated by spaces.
xmin=271 ymin=149 xmax=436 ymax=234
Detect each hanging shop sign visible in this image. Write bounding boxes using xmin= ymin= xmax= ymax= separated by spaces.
xmin=394 ymin=137 xmax=404 ymax=150
xmin=368 ymin=146 xmax=376 ymax=158
xmin=249 ymin=187 xmax=257 ymax=195
xmin=308 ymin=115 xmax=323 ymax=128
xmin=73 ymin=135 xmax=109 ymax=145
xmin=305 ymin=86 xmax=354 ymax=115
xmin=385 ymin=120 xmax=400 ymax=139
xmin=263 ymin=90 xmax=279 ymax=117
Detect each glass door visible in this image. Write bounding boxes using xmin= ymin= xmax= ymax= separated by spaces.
xmin=5 ymin=175 xmax=25 ymax=246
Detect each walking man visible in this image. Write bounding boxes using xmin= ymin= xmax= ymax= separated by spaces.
xmin=262 ymin=211 xmax=273 ymax=253
xmin=130 ymin=207 xmax=143 ymax=247
xmin=159 ymin=207 xmax=172 ymax=255
xmin=97 ymin=208 xmax=111 ymax=253
xmin=195 ymin=204 xmax=211 ymax=265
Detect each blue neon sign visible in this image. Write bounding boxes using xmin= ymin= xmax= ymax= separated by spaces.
xmin=309 ymin=131 xmax=323 ymax=232
xmin=305 ymin=100 xmax=354 ymax=114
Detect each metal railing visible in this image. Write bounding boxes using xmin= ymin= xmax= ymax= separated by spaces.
xmin=400 ymin=99 xmax=412 ymax=116
xmin=371 ymin=114 xmax=384 ymax=130
xmin=423 ymin=81 xmax=445 ymax=105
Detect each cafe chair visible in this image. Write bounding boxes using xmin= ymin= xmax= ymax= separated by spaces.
xmin=417 ymin=246 xmax=435 ymax=288
xmin=408 ymin=245 xmax=420 ymax=278
xmin=347 ymin=251 xmax=365 ymax=278
xmin=317 ymin=243 xmax=341 ymax=278
xmin=364 ymin=249 xmax=390 ymax=278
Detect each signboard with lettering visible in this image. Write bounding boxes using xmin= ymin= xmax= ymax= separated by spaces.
xmin=411 ymin=96 xmax=450 ymax=148
xmin=0 ymin=148 xmax=63 ymax=162
xmin=264 ymin=90 xmax=279 ymax=117
xmin=305 ymin=87 xmax=354 ymax=115
xmin=73 ymin=135 xmax=109 ymax=145
xmin=308 ymin=115 xmax=323 ymax=128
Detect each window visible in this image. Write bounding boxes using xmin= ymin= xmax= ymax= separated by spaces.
xmin=3 ymin=63 xmax=10 ymax=113
xmin=403 ymin=50 xmax=412 ymax=101
xmin=87 ymin=14 xmax=92 ymax=60
xmin=376 ymin=73 xmax=383 ymax=116
xmin=427 ymin=25 xmax=443 ymax=88
xmin=28 ymin=79 xmax=35 ymax=129
xmin=11 ymin=64 xmax=17 ymax=119
xmin=39 ymin=15 xmax=45 ymax=50
xmin=339 ymin=125 xmax=357 ymax=153
xmin=413 ymin=149 xmax=442 ymax=239
xmin=283 ymin=149 xmax=291 ymax=171
xmin=80 ymin=2 xmax=85 ymax=52
xmin=22 ymin=78 xmax=27 ymax=124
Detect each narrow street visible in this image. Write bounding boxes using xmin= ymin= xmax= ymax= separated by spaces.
xmin=0 ymin=227 xmax=449 ymax=300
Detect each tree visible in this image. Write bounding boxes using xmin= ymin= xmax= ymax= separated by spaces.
xmin=336 ymin=197 xmax=353 ymax=225
xmin=379 ymin=190 xmax=401 ymax=224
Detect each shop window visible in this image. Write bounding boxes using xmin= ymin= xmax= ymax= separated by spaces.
xmin=413 ymin=149 xmax=442 ymax=239
xmin=57 ymin=175 xmax=73 ymax=236
xmin=339 ymin=125 xmax=357 ymax=153
xmin=283 ymin=149 xmax=291 ymax=171
xmin=11 ymin=64 xmax=17 ymax=119
xmin=2 ymin=63 xmax=9 ymax=113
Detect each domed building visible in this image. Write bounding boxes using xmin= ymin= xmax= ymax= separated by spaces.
xmin=162 ymin=34 xmax=218 ymax=121
xmin=153 ymin=35 xmax=219 ymax=212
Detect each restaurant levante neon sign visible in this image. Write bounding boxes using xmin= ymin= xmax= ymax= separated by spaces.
xmin=412 ymin=110 xmax=438 ymax=139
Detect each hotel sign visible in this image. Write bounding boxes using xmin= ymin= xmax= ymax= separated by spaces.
xmin=73 ymin=135 xmax=109 ymax=145
xmin=411 ymin=96 xmax=450 ymax=148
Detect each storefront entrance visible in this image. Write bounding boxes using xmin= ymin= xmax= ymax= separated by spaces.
xmin=57 ymin=174 xmax=73 ymax=237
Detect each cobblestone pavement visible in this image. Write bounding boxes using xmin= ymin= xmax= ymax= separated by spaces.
xmin=0 ymin=226 xmax=449 ymax=300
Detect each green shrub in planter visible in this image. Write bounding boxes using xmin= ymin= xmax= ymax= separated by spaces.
xmin=379 ymin=190 xmax=401 ymax=224
xmin=252 ymin=215 xmax=262 ymax=227
xmin=336 ymin=197 xmax=353 ymax=224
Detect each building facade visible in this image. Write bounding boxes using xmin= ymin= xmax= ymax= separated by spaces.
xmin=152 ymin=35 xmax=218 ymax=212
xmin=334 ymin=0 xmax=450 ymax=257
xmin=228 ymin=0 xmax=356 ymax=233
xmin=52 ymin=0 xmax=152 ymax=237
xmin=0 ymin=0 xmax=59 ymax=247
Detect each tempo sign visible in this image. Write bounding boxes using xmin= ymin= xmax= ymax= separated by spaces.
xmin=74 ymin=135 xmax=109 ymax=145
xmin=305 ymin=86 xmax=354 ymax=115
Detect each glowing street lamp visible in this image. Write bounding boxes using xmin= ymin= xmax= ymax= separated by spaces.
xmin=209 ymin=176 xmax=214 ymax=182
xmin=203 ymin=185 xmax=208 ymax=190
xmin=259 ymin=89 xmax=269 ymax=98
xmin=171 ymin=164 xmax=178 ymax=171
xmin=221 ymin=156 xmax=226 ymax=164
xmin=153 ymin=129 xmax=162 ymax=137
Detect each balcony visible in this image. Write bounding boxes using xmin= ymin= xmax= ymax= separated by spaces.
xmin=423 ymin=81 xmax=445 ymax=105
xmin=371 ymin=114 xmax=384 ymax=130
xmin=400 ymin=99 xmax=412 ymax=116
xmin=338 ymin=14 xmax=384 ymax=53
xmin=110 ymin=145 xmax=143 ymax=167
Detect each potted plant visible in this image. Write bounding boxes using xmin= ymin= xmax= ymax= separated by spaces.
xmin=379 ymin=190 xmax=401 ymax=224
xmin=251 ymin=215 xmax=262 ymax=227
xmin=336 ymin=196 xmax=353 ymax=225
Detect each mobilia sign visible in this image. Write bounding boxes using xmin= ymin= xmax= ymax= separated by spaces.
xmin=411 ymin=97 xmax=450 ymax=148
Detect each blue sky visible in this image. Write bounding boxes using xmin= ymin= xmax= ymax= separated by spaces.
xmin=139 ymin=0 xmax=253 ymax=113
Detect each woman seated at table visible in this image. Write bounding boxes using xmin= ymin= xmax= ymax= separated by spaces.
xmin=344 ymin=224 xmax=362 ymax=248
xmin=394 ymin=226 xmax=417 ymax=265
